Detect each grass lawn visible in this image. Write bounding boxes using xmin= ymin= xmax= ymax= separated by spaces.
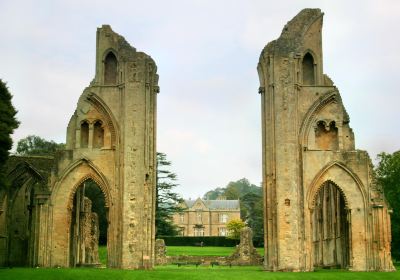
xmin=99 ymin=246 xmax=107 ymax=265
xmin=166 ymin=246 xmax=264 ymax=256
xmin=0 ymin=265 xmax=398 ymax=280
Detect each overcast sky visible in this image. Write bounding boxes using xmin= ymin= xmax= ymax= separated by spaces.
xmin=1 ymin=1 xmax=399 ymax=199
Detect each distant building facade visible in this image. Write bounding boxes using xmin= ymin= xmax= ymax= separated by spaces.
xmin=172 ymin=198 xmax=241 ymax=237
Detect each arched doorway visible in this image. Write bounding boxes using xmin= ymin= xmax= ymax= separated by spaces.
xmin=69 ymin=179 xmax=108 ymax=267
xmin=311 ymin=181 xmax=350 ymax=269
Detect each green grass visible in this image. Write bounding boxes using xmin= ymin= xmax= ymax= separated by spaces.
xmin=98 ymin=246 xmax=264 ymax=260
xmin=99 ymin=246 xmax=107 ymax=265
xmin=166 ymin=246 xmax=265 ymax=256
xmin=0 ymin=266 xmax=398 ymax=280
xmin=166 ymin=246 xmax=235 ymax=256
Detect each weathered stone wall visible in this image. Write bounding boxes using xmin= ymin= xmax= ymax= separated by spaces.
xmin=258 ymin=8 xmax=394 ymax=271
xmin=0 ymin=25 xmax=158 ymax=270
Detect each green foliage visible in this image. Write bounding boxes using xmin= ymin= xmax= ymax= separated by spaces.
xmin=204 ymin=178 xmax=261 ymax=200
xmin=375 ymin=151 xmax=400 ymax=260
xmin=159 ymin=236 xmax=238 ymax=247
xmin=16 ymin=135 xmax=65 ymax=156
xmin=0 ymin=79 xmax=19 ymax=189
xmin=240 ymin=192 xmax=264 ymax=246
xmin=156 ymin=152 xmax=183 ymax=236
xmin=226 ymin=219 xmax=245 ymax=240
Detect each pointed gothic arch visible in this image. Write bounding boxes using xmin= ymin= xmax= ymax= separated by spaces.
xmin=302 ymin=52 xmax=315 ymax=85
xmin=298 ymin=90 xmax=341 ymax=148
xmin=104 ymin=51 xmax=118 ymax=84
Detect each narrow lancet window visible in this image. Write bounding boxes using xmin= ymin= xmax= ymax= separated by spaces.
xmin=81 ymin=121 xmax=89 ymax=148
xmin=104 ymin=52 xmax=117 ymax=84
xmin=93 ymin=120 xmax=104 ymax=148
xmin=302 ymin=52 xmax=315 ymax=85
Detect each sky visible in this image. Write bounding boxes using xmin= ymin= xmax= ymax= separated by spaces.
xmin=1 ymin=0 xmax=399 ymax=199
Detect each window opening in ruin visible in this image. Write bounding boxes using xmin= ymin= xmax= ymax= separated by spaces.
xmin=104 ymin=52 xmax=117 ymax=84
xmin=80 ymin=121 xmax=89 ymax=148
xmin=93 ymin=120 xmax=104 ymax=148
xmin=315 ymin=121 xmax=339 ymax=150
xmin=69 ymin=179 xmax=108 ymax=267
xmin=302 ymin=52 xmax=315 ymax=85
xmin=312 ymin=181 xmax=350 ymax=269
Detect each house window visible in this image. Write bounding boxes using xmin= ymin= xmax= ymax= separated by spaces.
xmin=178 ymin=227 xmax=185 ymax=236
xmin=219 ymin=213 xmax=228 ymax=223
xmin=196 ymin=210 xmax=202 ymax=224
xmin=194 ymin=227 xmax=204 ymax=237
xmin=219 ymin=227 xmax=227 ymax=236
xmin=179 ymin=213 xmax=184 ymax=223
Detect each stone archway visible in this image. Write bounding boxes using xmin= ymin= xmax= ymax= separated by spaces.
xmin=69 ymin=178 xmax=107 ymax=267
xmin=49 ymin=160 xmax=114 ymax=268
xmin=311 ymin=181 xmax=350 ymax=268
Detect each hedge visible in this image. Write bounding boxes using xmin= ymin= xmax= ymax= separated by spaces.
xmin=157 ymin=236 xmax=239 ymax=247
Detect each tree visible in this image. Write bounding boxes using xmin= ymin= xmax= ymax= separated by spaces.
xmin=241 ymin=192 xmax=264 ymax=246
xmin=375 ymin=151 xmax=400 ymax=260
xmin=156 ymin=152 xmax=182 ymax=236
xmin=0 ymin=79 xmax=19 ymax=189
xmin=226 ymin=219 xmax=246 ymax=240
xmin=16 ymin=135 xmax=65 ymax=156
xmin=203 ymin=187 xmax=225 ymax=200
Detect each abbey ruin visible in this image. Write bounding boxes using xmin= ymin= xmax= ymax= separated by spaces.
xmin=258 ymin=9 xmax=394 ymax=271
xmin=0 ymin=9 xmax=395 ymax=271
xmin=0 ymin=25 xmax=159 ymax=269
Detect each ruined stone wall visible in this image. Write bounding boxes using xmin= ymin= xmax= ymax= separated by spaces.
xmin=258 ymin=9 xmax=394 ymax=271
xmin=33 ymin=25 xmax=158 ymax=269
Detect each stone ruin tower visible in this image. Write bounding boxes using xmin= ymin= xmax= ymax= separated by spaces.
xmin=258 ymin=9 xmax=394 ymax=271
xmin=0 ymin=25 xmax=159 ymax=269
xmin=58 ymin=25 xmax=159 ymax=268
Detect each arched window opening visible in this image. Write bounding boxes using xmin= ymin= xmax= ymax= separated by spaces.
xmin=315 ymin=120 xmax=339 ymax=150
xmin=302 ymin=52 xmax=315 ymax=85
xmin=80 ymin=121 xmax=89 ymax=148
xmin=104 ymin=52 xmax=117 ymax=84
xmin=70 ymin=179 xmax=108 ymax=267
xmin=312 ymin=181 xmax=349 ymax=269
xmin=93 ymin=120 xmax=104 ymax=148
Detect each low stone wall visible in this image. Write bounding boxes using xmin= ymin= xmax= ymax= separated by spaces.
xmin=155 ymin=227 xmax=263 ymax=266
xmin=167 ymin=255 xmax=232 ymax=266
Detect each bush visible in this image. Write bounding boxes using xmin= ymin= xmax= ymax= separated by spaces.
xmin=158 ymin=236 xmax=238 ymax=247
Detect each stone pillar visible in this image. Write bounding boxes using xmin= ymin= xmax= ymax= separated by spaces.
xmin=230 ymin=227 xmax=262 ymax=265
xmin=155 ymin=239 xmax=167 ymax=265
xmin=88 ymin=123 xmax=94 ymax=149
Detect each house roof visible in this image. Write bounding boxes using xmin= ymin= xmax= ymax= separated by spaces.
xmin=184 ymin=199 xmax=240 ymax=210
